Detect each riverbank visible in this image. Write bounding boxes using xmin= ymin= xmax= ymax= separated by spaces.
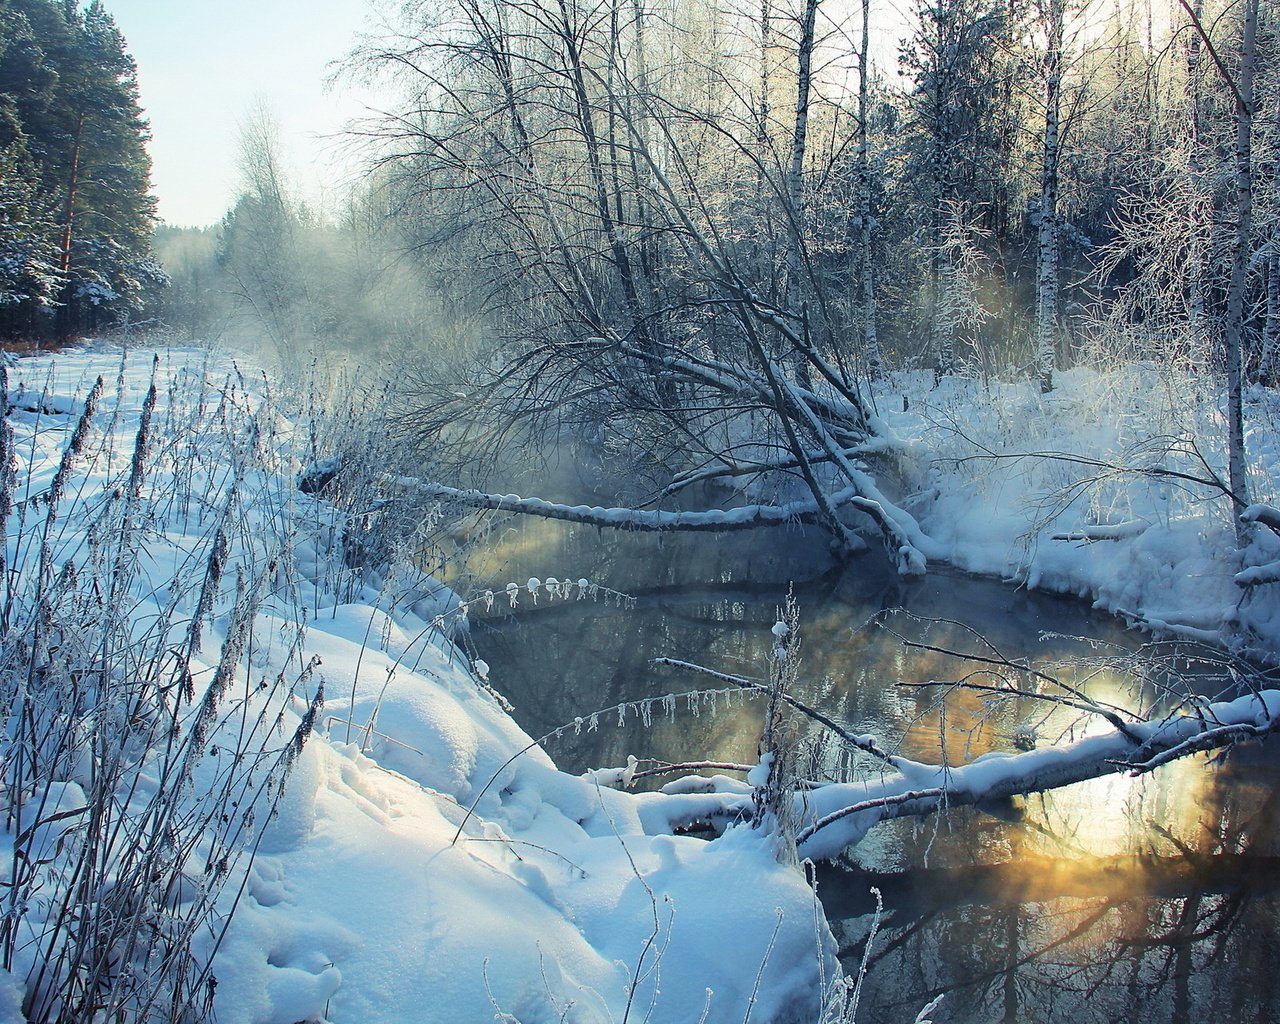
xmin=5 ymin=341 xmax=1279 ymax=1024
xmin=880 ymin=365 xmax=1280 ymax=656
xmin=0 ymin=344 xmax=839 ymax=1024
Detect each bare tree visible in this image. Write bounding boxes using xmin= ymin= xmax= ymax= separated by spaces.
xmin=353 ymin=0 xmax=936 ymax=572
xmin=1178 ymin=0 xmax=1257 ymax=529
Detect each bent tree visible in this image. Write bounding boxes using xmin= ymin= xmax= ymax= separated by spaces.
xmin=355 ymin=0 xmax=936 ymax=574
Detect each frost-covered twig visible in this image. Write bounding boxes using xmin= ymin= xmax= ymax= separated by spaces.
xmin=654 ymin=657 xmax=904 ymax=767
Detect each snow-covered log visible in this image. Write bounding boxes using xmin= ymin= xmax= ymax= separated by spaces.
xmin=648 ymin=688 xmax=1280 ymax=862
xmin=401 ymin=479 xmax=872 ymax=538
xmin=1052 ymin=520 xmax=1150 ymax=542
xmin=1236 ymin=560 xmax=1280 ymax=587
xmin=1242 ymin=503 xmax=1280 ymax=536
xmin=794 ymin=687 xmax=1280 ymax=859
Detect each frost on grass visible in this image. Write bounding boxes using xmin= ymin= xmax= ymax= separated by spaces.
xmin=0 ymin=347 xmax=838 ymax=1024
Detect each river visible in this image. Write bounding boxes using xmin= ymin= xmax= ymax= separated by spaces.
xmin=447 ymin=514 xmax=1280 ymax=1024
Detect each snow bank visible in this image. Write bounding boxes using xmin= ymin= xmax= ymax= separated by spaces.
xmin=0 ymin=344 xmax=836 ymax=1024
xmin=881 ymin=366 xmax=1280 ymax=654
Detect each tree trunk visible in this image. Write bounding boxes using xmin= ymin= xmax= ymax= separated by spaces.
xmin=1035 ymin=0 xmax=1064 ymax=395
xmin=1261 ymin=241 xmax=1279 ymax=386
xmin=57 ymin=110 xmax=85 ymax=339
xmin=856 ymin=0 xmax=882 ymax=378
xmin=1185 ymin=0 xmax=1210 ymax=367
xmin=784 ymin=0 xmax=819 ymax=389
xmin=1223 ymin=0 xmax=1256 ymax=533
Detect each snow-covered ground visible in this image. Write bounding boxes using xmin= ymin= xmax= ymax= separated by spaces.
xmin=879 ymin=365 xmax=1280 ymax=656
xmin=4 ymin=342 xmax=1278 ymax=1024
xmin=0 ymin=345 xmax=839 ymax=1024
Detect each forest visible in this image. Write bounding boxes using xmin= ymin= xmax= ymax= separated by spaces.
xmin=157 ymin=0 xmax=1277 ymax=562
xmin=7 ymin=0 xmax=1277 ymax=491
xmin=1 ymin=0 xmax=1280 ymax=1022
xmin=0 ymin=0 xmax=162 ymax=339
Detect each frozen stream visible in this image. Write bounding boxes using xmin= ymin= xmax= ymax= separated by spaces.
xmin=454 ymin=516 xmax=1280 ymax=1024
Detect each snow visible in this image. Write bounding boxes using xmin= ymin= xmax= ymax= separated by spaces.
xmin=0 ymin=344 xmax=836 ymax=1024
xmin=880 ymin=365 xmax=1280 ymax=655
xmin=6 ymin=343 xmax=1280 ymax=1023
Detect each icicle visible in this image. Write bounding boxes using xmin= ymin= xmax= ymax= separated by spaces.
xmin=506 ymin=582 xmax=519 ymax=607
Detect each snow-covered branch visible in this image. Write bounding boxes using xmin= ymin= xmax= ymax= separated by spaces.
xmin=790 ymin=687 xmax=1280 ymax=859
xmin=648 ymin=688 xmax=1280 ymax=862
xmin=397 ymin=479 xmax=868 ymax=533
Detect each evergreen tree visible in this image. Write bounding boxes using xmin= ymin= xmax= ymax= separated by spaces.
xmin=0 ymin=0 xmax=162 ymax=338
xmin=898 ymin=0 xmax=1018 ymax=377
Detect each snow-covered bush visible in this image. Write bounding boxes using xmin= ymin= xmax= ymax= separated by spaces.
xmin=0 ymin=352 xmax=338 ymax=1021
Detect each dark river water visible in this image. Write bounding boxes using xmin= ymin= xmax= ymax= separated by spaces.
xmin=445 ymin=514 xmax=1280 ymax=1024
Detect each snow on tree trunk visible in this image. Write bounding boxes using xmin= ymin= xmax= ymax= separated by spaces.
xmin=1035 ymin=0 xmax=1064 ymax=395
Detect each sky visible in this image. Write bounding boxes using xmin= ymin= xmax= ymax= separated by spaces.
xmin=104 ymin=0 xmax=914 ymax=230
xmin=106 ymin=0 xmax=387 ymax=227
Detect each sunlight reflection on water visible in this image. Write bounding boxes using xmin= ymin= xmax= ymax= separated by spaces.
xmin=455 ymin=515 xmax=1280 ymax=1024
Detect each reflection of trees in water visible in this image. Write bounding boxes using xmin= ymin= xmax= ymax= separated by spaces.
xmin=826 ymin=765 xmax=1280 ymax=1024
xmin=466 ymin=524 xmax=1280 ymax=1020
xmin=472 ymin=595 xmax=771 ymax=772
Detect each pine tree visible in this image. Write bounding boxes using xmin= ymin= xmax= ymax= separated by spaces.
xmin=0 ymin=0 xmax=162 ymax=338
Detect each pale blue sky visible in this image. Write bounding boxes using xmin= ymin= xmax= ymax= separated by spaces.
xmin=106 ymin=0 xmax=914 ymax=228
xmin=107 ymin=0 xmax=383 ymax=227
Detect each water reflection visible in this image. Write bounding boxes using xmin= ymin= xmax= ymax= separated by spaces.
xmin=455 ymin=517 xmax=1280 ymax=1024
xmin=823 ymin=747 xmax=1280 ymax=1023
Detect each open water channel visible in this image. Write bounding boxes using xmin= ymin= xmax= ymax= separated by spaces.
xmin=447 ymin=513 xmax=1280 ymax=1024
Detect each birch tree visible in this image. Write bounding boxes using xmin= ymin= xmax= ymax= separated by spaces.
xmin=1033 ymin=0 xmax=1065 ymax=393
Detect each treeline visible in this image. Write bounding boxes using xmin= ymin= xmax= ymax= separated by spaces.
xmin=0 ymin=0 xmax=163 ymax=340
xmin=348 ymin=0 xmax=1276 ymax=394
xmin=154 ymin=108 xmax=465 ymax=368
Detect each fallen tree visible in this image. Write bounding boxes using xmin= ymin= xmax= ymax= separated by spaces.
xmin=635 ymin=676 xmax=1280 ymax=862
xmin=357 ymin=0 xmax=935 ymax=574
xmin=540 ymin=614 xmax=1280 ymax=864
